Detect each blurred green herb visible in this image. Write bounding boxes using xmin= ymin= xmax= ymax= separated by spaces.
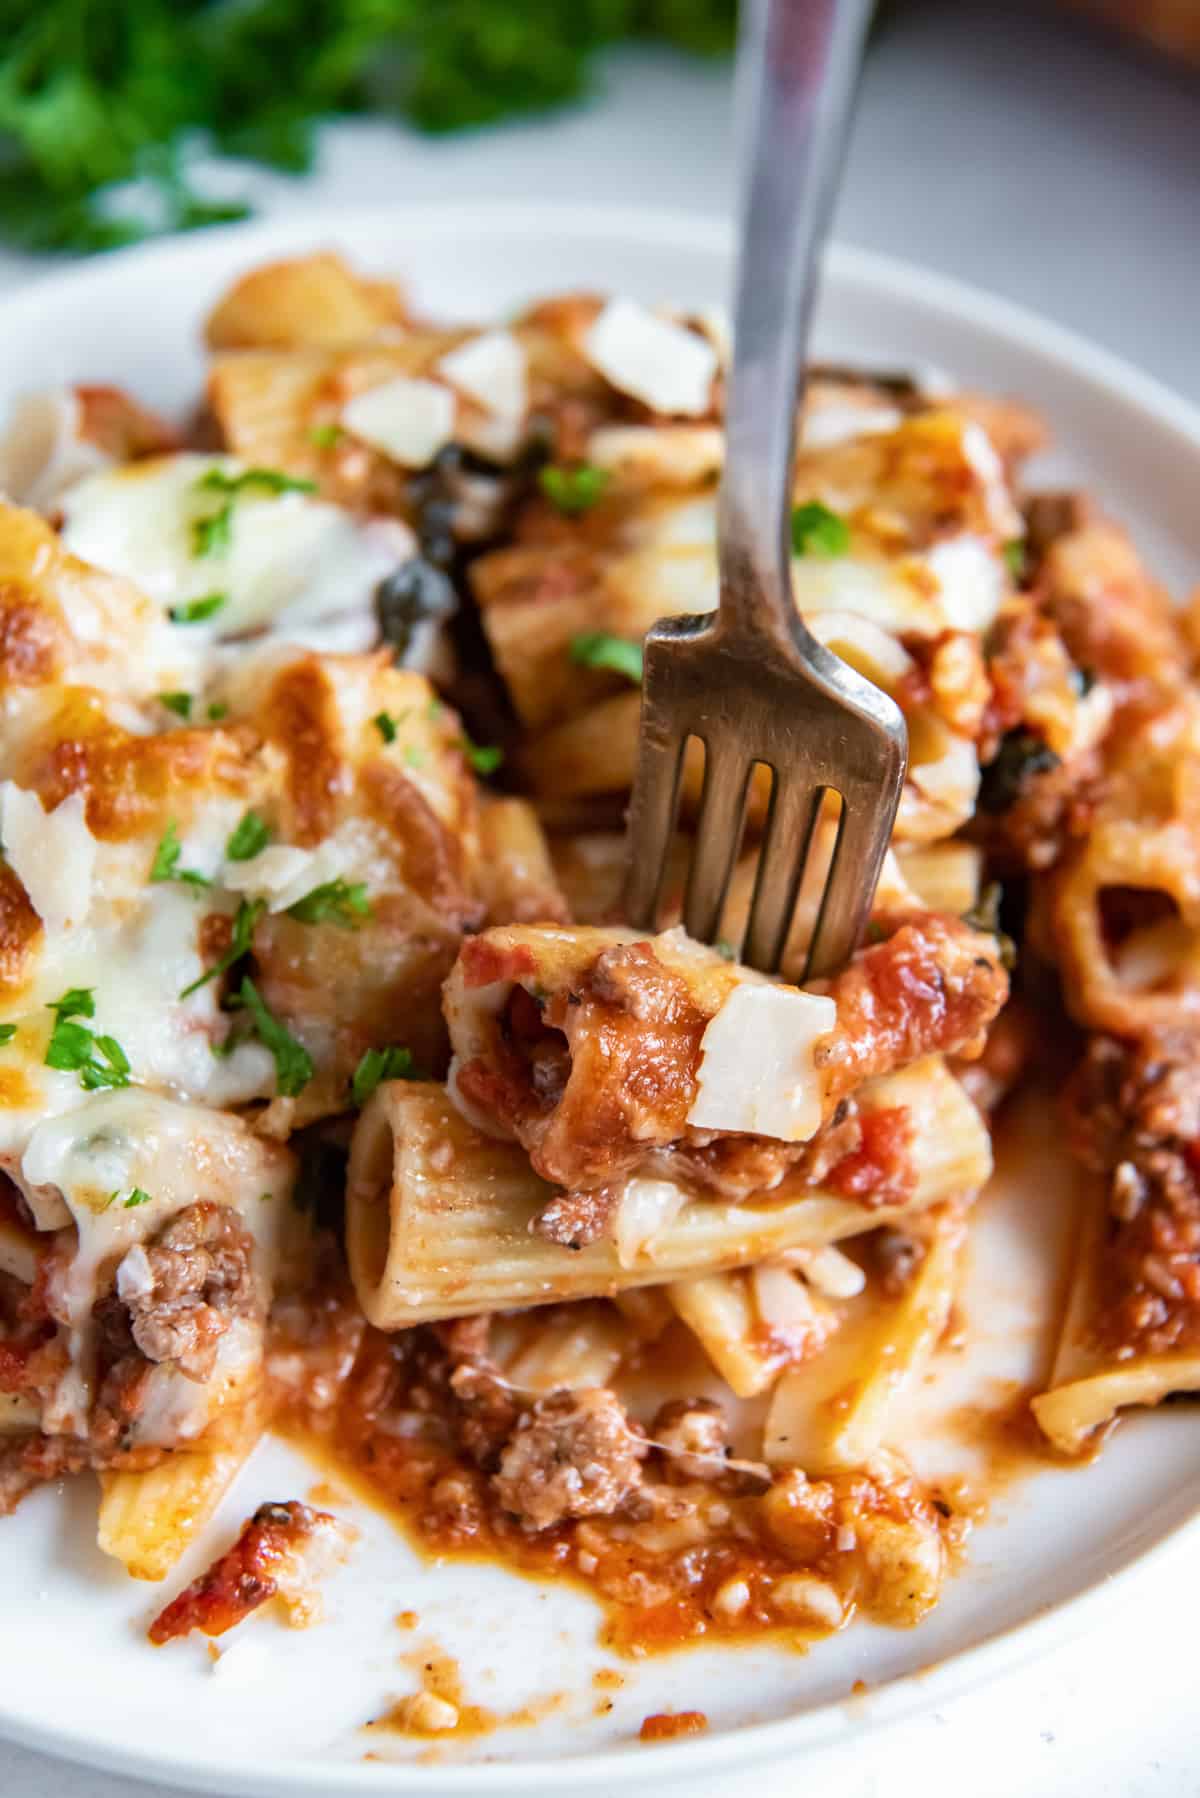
xmin=0 ymin=3 xmax=738 ymax=254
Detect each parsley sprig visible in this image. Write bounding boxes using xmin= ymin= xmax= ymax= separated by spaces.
xmin=238 ymin=978 xmax=312 ymax=1097
xmin=351 ymin=1045 xmax=419 ymax=1107
xmin=44 ymin=990 xmax=130 ymax=1092
xmin=180 ymin=898 xmax=264 ymax=999
xmin=790 ymin=501 xmax=850 ymax=558
xmin=191 ymin=466 xmax=317 ymax=559
xmin=150 ymin=821 xmax=212 ymax=890
xmin=538 ymin=463 xmax=610 ymax=515
xmin=287 ymin=879 xmax=371 ymax=928
xmin=226 ymin=811 xmax=271 ymax=862
xmin=570 ymin=631 xmax=643 ymax=684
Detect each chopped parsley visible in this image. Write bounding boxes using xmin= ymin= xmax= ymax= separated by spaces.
xmin=207 ymin=702 xmax=229 ymax=722
xmin=456 ymin=732 xmax=504 ymax=776
xmin=237 ymin=977 xmax=312 ymax=1097
xmin=159 ymin=691 xmax=192 ymax=719
xmin=225 ymin=810 xmax=270 ymax=862
xmin=569 ymin=631 xmax=643 ymax=684
xmin=170 ymin=592 xmax=227 ymax=624
xmin=404 ymin=744 xmax=426 ymax=770
xmin=309 ymin=423 xmax=343 ymax=449
xmin=373 ymin=711 xmax=398 ymax=744
xmin=197 ymin=467 xmax=318 ymax=499
xmin=149 ymin=821 xmax=212 ymax=890
xmin=1003 ymin=538 xmax=1027 ymax=582
xmin=179 ymin=898 xmax=264 ymax=999
xmin=44 ymin=992 xmax=130 ymax=1092
xmin=122 ymin=1187 xmax=153 ymax=1209
xmin=192 ymin=504 xmax=234 ymax=558
xmin=0 ymin=1024 xmax=16 ymax=1046
xmin=351 ymin=1045 xmax=418 ymax=1107
xmin=191 ymin=466 xmax=317 ymax=560
xmin=790 ymin=500 xmax=850 ymax=558
xmin=287 ymin=879 xmax=371 ymax=928
xmin=538 ymin=463 xmax=609 ymax=515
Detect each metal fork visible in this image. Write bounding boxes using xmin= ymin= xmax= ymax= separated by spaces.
xmin=623 ymin=0 xmax=907 ymax=978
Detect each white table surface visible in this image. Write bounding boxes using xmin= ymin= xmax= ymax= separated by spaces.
xmin=2 ymin=1 xmax=1197 ymax=1793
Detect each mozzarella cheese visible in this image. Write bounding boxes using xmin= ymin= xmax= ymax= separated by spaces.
xmin=59 ymin=454 xmax=414 ymax=655
xmin=341 ymin=377 xmax=455 ymax=468
xmin=583 ymin=300 xmax=717 ymax=418
xmin=688 ymin=984 xmax=836 ymax=1142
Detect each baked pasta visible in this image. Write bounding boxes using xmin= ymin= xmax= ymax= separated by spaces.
xmin=0 ymin=251 xmax=1194 ymax=1662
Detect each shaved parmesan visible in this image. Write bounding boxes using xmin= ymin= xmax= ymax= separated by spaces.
xmin=802 ymin=402 xmax=902 ymax=449
xmin=688 ymin=984 xmax=836 ymax=1142
xmin=583 ymin=300 xmax=717 ymax=418
xmin=0 ymin=784 xmax=95 ymax=933
xmin=0 ymin=389 xmax=110 ymax=513
xmin=223 ymin=840 xmax=350 ymax=914
xmin=805 ymin=611 xmax=914 ymax=688
xmin=438 ymin=331 xmax=527 ymax=418
xmin=924 ymin=534 xmax=1007 ymax=634
xmin=341 ymin=377 xmax=455 ymax=468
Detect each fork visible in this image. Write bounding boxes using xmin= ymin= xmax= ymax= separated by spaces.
xmin=623 ymin=0 xmax=907 ymax=979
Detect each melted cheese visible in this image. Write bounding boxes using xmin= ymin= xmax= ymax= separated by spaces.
xmin=688 ymin=984 xmax=837 ymax=1142
xmin=59 ymin=454 xmax=413 ymax=654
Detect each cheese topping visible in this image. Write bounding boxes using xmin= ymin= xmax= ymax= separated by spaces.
xmin=438 ymin=330 xmax=527 ymax=419
xmin=688 ymin=984 xmax=837 ymax=1142
xmin=0 ymin=783 xmax=95 ymax=934
xmin=341 ymin=377 xmax=456 ymax=468
xmin=583 ymin=299 xmax=717 ymax=418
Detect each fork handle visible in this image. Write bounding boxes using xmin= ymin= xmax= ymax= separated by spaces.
xmin=718 ymin=0 xmax=874 ymax=648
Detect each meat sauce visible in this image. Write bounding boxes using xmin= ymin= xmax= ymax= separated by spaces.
xmin=273 ymin=1315 xmax=951 ymax=1659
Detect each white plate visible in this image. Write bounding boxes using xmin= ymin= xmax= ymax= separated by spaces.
xmin=0 ymin=204 xmax=1198 ymax=1798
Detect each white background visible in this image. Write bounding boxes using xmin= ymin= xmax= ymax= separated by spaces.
xmin=2 ymin=1 xmax=1197 ymax=1792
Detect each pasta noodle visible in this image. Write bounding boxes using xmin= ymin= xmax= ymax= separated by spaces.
xmin=344 ymin=1061 xmax=990 ymax=1326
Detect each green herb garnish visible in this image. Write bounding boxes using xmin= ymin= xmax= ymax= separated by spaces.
xmin=207 ymin=702 xmax=229 ymax=722
xmin=45 ymin=992 xmax=130 ymax=1092
xmin=790 ymin=501 xmax=850 ymax=558
xmin=191 ymin=467 xmax=317 ymax=560
xmin=237 ymin=977 xmax=313 ymax=1097
xmin=404 ymin=744 xmax=426 ymax=770
xmin=286 ymin=879 xmax=371 ymax=928
xmin=123 ymin=1187 xmax=153 ymax=1209
xmin=159 ymin=692 xmax=192 ymax=719
xmin=170 ymin=592 xmax=227 ymax=624
xmin=1003 ymin=538 xmax=1027 ymax=582
xmin=309 ymin=424 xmax=343 ymax=449
xmin=351 ymin=1045 xmax=418 ymax=1107
xmin=180 ymin=898 xmax=265 ymax=998
xmin=0 ymin=1024 xmax=17 ymax=1046
xmin=373 ymin=711 xmax=398 ymax=744
xmin=456 ymin=733 xmax=503 ymax=776
xmin=538 ymin=463 xmax=610 ymax=515
xmin=225 ymin=811 xmax=270 ymax=862
xmin=149 ymin=821 xmax=212 ymax=890
xmin=569 ymin=631 xmax=643 ymax=684
xmin=192 ymin=504 xmax=234 ymax=558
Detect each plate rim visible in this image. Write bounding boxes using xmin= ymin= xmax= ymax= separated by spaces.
xmin=1 ymin=197 xmax=1198 ymax=1795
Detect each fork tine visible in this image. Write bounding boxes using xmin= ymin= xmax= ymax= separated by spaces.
xmin=682 ymin=743 xmax=753 ymax=945
xmin=803 ymin=793 xmax=893 ymax=980
xmin=624 ymin=718 xmax=687 ymax=931
xmin=742 ymin=777 xmax=825 ymax=973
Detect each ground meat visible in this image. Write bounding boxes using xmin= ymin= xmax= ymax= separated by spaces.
xmin=533 ymin=1183 xmax=623 ymax=1248
xmin=651 ymin=1398 xmax=729 ymax=1480
xmin=448 ymin=1360 xmax=520 ymax=1469
xmin=1064 ymin=1033 xmax=1200 ymax=1355
xmin=815 ymin=911 xmax=1008 ymax=1105
xmin=492 ymin=1388 xmax=646 ymax=1532
xmin=148 ymin=1500 xmax=330 ymax=1644
xmin=116 ymin=1201 xmax=261 ymax=1382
